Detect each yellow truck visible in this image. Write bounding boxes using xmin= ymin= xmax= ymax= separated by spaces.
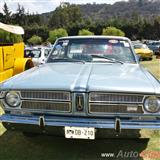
xmin=0 ymin=23 xmax=33 ymax=82
xmin=0 ymin=42 xmax=33 ymax=82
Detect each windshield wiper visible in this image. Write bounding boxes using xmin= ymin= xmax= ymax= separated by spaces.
xmin=91 ymin=55 xmax=124 ymax=64
xmin=50 ymin=57 xmax=85 ymax=64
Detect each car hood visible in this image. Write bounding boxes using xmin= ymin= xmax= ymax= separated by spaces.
xmin=2 ymin=63 xmax=160 ymax=94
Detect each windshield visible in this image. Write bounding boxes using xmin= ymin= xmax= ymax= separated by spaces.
xmin=47 ymin=38 xmax=136 ymax=63
xmin=153 ymin=42 xmax=160 ymax=45
xmin=134 ymin=44 xmax=148 ymax=49
xmin=148 ymin=42 xmax=160 ymax=46
xmin=25 ymin=49 xmax=41 ymax=58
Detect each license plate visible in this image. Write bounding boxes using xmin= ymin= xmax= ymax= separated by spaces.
xmin=65 ymin=126 xmax=95 ymax=140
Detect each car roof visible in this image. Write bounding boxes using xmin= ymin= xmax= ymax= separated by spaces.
xmin=58 ymin=36 xmax=130 ymax=41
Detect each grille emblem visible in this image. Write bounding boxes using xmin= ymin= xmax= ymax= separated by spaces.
xmin=76 ymin=94 xmax=84 ymax=111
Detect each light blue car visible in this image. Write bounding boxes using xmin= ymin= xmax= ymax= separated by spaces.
xmin=0 ymin=36 xmax=160 ymax=139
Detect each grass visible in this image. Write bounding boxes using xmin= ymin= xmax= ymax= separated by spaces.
xmin=141 ymin=56 xmax=160 ymax=80
xmin=0 ymin=58 xmax=160 ymax=160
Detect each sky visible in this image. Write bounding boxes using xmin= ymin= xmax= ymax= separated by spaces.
xmin=0 ymin=0 xmax=128 ymax=14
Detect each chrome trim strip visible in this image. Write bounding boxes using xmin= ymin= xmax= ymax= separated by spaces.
xmin=89 ymin=101 xmax=142 ymax=104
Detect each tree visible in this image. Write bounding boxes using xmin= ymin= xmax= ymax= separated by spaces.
xmin=48 ymin=4 xmax=82 ymax=30
xmin=13 ymin=4 xmax=26 ymax=26
xmin=27 ymin=35 xmax=42 ymax=45
xmin=11 ymin=4 xmax=41 ymax=26
xmin=78 ymin=29 xmax=94 ymax=35
xmin=0 ymin=13 xmax=4 ymax=22
xmin=3 ymin=3 xmax=12 ymax=23
xmin=102 ymin=27 xmax=125 ymax=36
xmin=0 ymin=29 xmax=23 ymax=43
xmin=24 ymin=25 xmax=49 ymax=42
xmin=48 ymin=28 xmax=68 ymax=43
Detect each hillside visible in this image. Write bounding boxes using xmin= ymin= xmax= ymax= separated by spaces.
xmin=40 ymin=0 xmax=160 ymax=23
xmin=79 ymin=0 xmax=160 ymax=20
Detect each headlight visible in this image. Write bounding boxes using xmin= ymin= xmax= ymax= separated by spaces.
xmin=144 ymin=96 xmax=160 ymax=113
xmin=5 ymin=91 xmax=21 ymax=107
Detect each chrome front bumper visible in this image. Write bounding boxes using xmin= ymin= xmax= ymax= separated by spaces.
xmin=0 ymin=114 xmax=160 ymax=130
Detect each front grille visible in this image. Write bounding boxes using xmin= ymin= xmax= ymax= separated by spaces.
xmin=21 ymin=101 xmax=71 ymax=113
xmin=20 ymin=91 xmax=70 ymax=101
xmin=89 ymin=93 xmax=144 ymax=103
xmin=89 ymin=104 xmax=143 ymax=114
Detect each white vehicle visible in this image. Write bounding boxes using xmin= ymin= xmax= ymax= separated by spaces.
xmin=25 ymin=47 xmax=52 ymax=66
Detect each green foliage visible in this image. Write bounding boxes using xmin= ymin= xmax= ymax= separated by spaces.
xmin=13 ymin=4 xmax=26 ymax=26
xmin=0 ymin=29 xmax=23 ymax=43
xmin=27 ymin=35 xmax=42 ymax=45
xmin=78 ymin=29 xmax=94 ymax=36
xmin=48 ymin=28 xmax=68 ymax=43
xmin=48 ymin=4 xmax=82 ymax=30
xmin=24 ymin=25 xmax=49 ymax=42
xmin=12 ymin=4 xmax=41 ymax=26
xmin=102 ymin=27 xmax=125 ymax=37
xmin=3 ymin=3 xmax=12 ymax=23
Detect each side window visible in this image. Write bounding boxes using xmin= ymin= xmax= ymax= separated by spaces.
xmin=44 ymin=49 xmax=51 ymax=58
xmin=51 ymin=43 xmax=65 ymax=58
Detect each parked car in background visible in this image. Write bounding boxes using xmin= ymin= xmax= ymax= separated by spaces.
xmin=0 ymin=36 xmax=160 ymax=140
xmin=147 ymin=41 xmax=160 ymax=55
xmin=133 ymin=43 xmax=153 ymax=60
xmin=25 ymin=46 xmax=52 ymax=66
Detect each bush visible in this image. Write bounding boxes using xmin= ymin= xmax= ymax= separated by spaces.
xmin=48 ymin=28 xmax=68 ymax=43
xmin=27 ymin=35 xmax=42 ymax=45
xmin=78 ymin=29 xmax=94 ymax=36
xmin=0 ymin=29 xmax=23 ymax=43
xmin=102 ymin=27 xmax=125 ymax=36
